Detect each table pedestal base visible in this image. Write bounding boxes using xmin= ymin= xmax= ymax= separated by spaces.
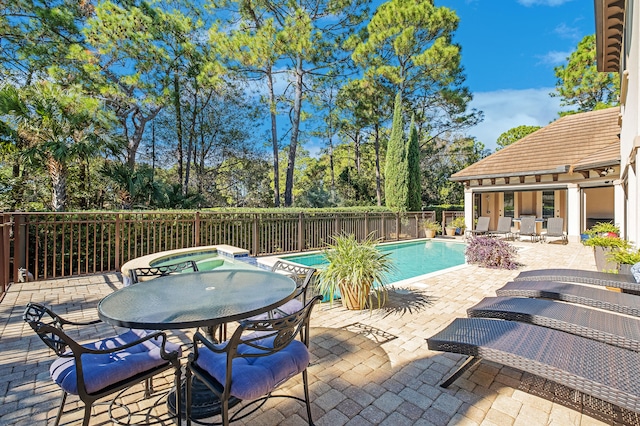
xmin=167 ymin=377 xmax=241 ymax=422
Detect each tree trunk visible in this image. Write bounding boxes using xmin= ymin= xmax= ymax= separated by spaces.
xmin=173 ymin=74 xmax=184 ymax=192
xmin=284 ymin=57 xmax=303 ymax=207
xmin=124 ymin=106 xmax=161 ymax=169
xmin=184 ymin=77 xmax=199 ymax=196
xmin=47 ymin=156 xmax=67 ymax=212
xmin=374 ymin=123 xmax=382 ymax=206
xmin=267 ymin=67 xmax=280 ymax=207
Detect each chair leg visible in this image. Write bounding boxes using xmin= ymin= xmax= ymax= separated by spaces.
xmin=186 ymin=367 xmax=192 ymax=426
xmin=53 ymin=390 xmax=68 ymax=426
xmin=221 ymin=397 xmax=230 ymax=426
xmin=82 ymin=403 xmax=92 ymax=426
xmin=302 ymin=369 xmax=313 ymax=425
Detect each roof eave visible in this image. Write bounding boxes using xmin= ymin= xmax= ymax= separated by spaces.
xmin=450 ymin=166 xmax=571 ymax=182
xmin=594 ymin=0 xmax=625 ymax=73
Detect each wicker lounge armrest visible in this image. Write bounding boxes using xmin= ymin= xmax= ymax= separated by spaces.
xmin=427 ymin=318 xmax=640 ymax=413
xmin=468 ymin=296 xmax=640 ymax=351
xmin=496 ymin=281 xmax=640 ymax=317
xmin=515 ymin=269 xmax=639 ymax=291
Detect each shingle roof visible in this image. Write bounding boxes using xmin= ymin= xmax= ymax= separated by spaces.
xmin=451 ymin=107 xmax=621 ymax=181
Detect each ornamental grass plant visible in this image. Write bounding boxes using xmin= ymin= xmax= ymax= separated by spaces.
xmin=466 ymin=236 xmax=518 ymax=269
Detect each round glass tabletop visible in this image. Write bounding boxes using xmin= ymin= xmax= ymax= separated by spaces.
xmin=98 ymin=269 xmax=296 ymax=329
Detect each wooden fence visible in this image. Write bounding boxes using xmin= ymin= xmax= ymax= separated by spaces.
xmin=2 ymin=210 xmax=438 ymax=285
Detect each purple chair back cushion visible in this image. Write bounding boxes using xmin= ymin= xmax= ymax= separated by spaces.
xmin=195 ymin=338 xmax=309 ymax=400
xmin=50 ymin=329 xmax=181 ymax=395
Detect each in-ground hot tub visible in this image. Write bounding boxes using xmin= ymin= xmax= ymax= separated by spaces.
xmin=120 ymin=245 xmax=258 ymax=286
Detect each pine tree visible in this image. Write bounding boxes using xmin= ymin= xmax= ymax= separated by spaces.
xmin=385 ymin=92 xmax=408 ymax=210
xmin=407 ymin=115 xmax=421 ymax=211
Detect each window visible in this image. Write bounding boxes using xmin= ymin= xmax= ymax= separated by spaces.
xmin=542 ymin=191 xmax=554 ymax=219
xmin=503 ymin=192 xmax=514 ymax=218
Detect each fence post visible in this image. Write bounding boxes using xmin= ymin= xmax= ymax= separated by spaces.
xmin=1 ymin=214 xmax=9 ymax=290
xmin=381 ymin=213 xmax=386 ymax=240
xmin=334 ymin=214 xmax=340 ymax=235
xmin=396 ymin=212 xmax=400 ymax=241
xmin=253 ymin=214 xmax=259 ymax=256
xmin=298 ymin=212 xmax=304 ymax=252
xmin=364 ymin=212 xmax=369 ymax=236
xmin=194 ymin=211 xmax=201 ymax=246
xmin=115 ymin=213 xmax=121 ymax=271
xmin=13 ymin=213 xmax=25 ymax=283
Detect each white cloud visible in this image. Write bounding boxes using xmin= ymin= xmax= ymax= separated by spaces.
xmin=554 ymin=22 xmax=581 ymax=40
xmin=467 ymin=88 xmax=567 ymax=151
xmin=537 ymin=50 xmax=571 ymax=65
xmin=518 ymin=0 xmax=574 ymax=6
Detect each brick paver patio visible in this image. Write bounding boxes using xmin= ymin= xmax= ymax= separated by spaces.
xmin=0 ymin=239 xmax=618 ymax=425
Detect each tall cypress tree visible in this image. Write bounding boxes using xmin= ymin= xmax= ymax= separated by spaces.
xmin=385 ymin=92 xmax=408 ymax=210
xmin=407 ymin=114 xmax=421 ymax=211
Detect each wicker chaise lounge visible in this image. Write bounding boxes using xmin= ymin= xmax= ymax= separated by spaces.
xmin=427 ymin=318 xmax=640 ymax=413
xmin=496 ymin=280 xmax=640 ymax=317
xmin=515 ymin=268 xmax=640 ymax=292
xmin=467 ymin=296 xmax=640 ymax=351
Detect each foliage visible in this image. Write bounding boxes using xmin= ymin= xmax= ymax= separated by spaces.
xmin=422 ymin=219 xmax=441 ymax=232
xmin=315 ymin=233 xmax=395 ymax=310
xmin=553 ymin=34 xmax=620 ymax=113
xmin=385 ymin=92 xmax=408 ymax=210
xmin=465 ymin=236 xmax=519 ymax=270
xmin=607 ymin=248 xmax=640 ymax=266
xmin=582 ymin=236 xmax=629 ymax=249
xmin=496 ymin=125 xmax=541 ymax=150
xmin=407 ymin=115 xmax=421 ymax=211
xmin=450 ymin=216 xmax=466 ymax=229
xmin=588 ymin=222 xmax=620 ymax=235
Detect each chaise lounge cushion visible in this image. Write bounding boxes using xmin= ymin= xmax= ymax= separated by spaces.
xmin=194 ymin=336 xmax=309 ymax=400
xmin=50 ymin=329 xmax=181 ymax=395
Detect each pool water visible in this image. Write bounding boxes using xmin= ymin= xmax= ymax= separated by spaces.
xmin=151 ymin=250 xmax=257 ymax=272
xmin=281 ymin=239 xmax=466 ymax=284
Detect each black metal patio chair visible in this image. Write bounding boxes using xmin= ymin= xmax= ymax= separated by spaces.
xmin=185 ymin=295 xmax=322 ymax=426
xmin=129 ymin=260 xmax=199 ymax=284
xmin=23 ymin=302 xmax=182 ymax=426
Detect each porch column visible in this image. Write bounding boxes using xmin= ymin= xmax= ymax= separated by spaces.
xmin=566 ymin=183 xmax=581 ymax=243
xmin=614 ymin=179 xmax=626 ymax=239
xmin=464 ymin=188 xmax=474 ymax=230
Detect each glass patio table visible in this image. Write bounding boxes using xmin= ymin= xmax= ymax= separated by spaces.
xmin=97 ymin=269 xmax=297 ymax=421
xmin=98 ymin=269 xmax=296 ymax=330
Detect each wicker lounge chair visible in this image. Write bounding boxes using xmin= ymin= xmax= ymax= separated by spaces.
xmin=515 ymin=268 xmax=640 ymax=292
xmin=427 ymin=318 xmax=640 ymax=413
xmin=541 ymin=217 xmax=567 ymax=243
xmin=489 ymin=217 xmax=513 ymax=240
xmin=496 ymin=280 xmax=640 ymax=317
xmin=467 ymin=296 xmax=640 ymax=351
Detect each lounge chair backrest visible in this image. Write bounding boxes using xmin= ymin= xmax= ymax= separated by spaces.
xmin=475 ymin=216 xmax=490 ymax=232
xmin=546 ymin=217 xmax=564 ymax=236
xmin=496 ymin=217 xmax=512 ymax=233
xmin=520 ymin=216 xmax=536 ymax=235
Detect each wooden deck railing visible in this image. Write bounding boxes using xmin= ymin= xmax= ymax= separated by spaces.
xmin=3 ymin=210 xmax=437 ymax=282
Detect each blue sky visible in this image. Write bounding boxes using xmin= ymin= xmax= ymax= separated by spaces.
xmin=438 ymin=0 xmax=595 ymax=150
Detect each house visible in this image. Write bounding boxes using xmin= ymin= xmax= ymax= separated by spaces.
xmin=594 ymin=0 xmax=640 ymax=246
xmin=450 ymin=107 xmax=621 ymax=242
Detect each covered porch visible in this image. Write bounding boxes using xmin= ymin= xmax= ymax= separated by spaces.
xmin=451 ymin=108 xmax=623 ymax=242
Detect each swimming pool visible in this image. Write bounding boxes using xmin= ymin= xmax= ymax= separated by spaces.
xmin=280 ymin=239 xmax=466 ymax=284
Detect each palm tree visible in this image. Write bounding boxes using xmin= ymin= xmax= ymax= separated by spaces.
xmin=0 ymin=82 xmax=114 ymax=211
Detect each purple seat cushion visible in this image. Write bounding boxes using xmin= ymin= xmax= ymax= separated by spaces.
xmin=195 ymin=337 xmax=309 ymax=400
xmin=50 ymin=329 xmax=181 ymax=395
xmin=631 ymin=262 xmax=640 ymax=283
